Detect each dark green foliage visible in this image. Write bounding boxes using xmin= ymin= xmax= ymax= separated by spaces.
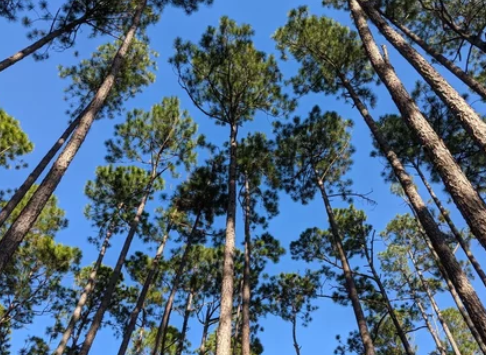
xmin=0 ymin=109 xmax=33 ymax=170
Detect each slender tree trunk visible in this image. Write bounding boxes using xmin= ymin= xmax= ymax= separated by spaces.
xmin=413 ymin=163 xmax=486 ymax=289
xmin=216 ymin=123 xmax=238 ymax=355
xmin=363 ymin=246 xmax=414 ymax=354
xmin=0 ymin=117 xmax=79 ymax=228
xmin=152 ymin=213 xmax=202 ymax=355
xmin=316 ymin=176 xmax=375 ymax=355
xmin=241 ymin=175 xmax=252 ymax=355
xmin=415 ymin=293 xmax=447 ymax=355
xmin=0 ymin=0 xmax=148 ymax=274
xmin=408 ymin=250 xmax=462 ymax=355
xmin=117 ymin=231 xmax=170 ymax=355
xmin=78 ymin=173 xmax=153 ymax=355
xmin=199 ymin=308 xmax=211 ymax=355
xmin=0 ymin=15 xmax=87 ymax=72
xmin=54 ymin=215 xmax=118 ymax=355
xmin=232 ymin=283 xmax=243 ymax=355
xmin=347 ymin=1 xmax=486 ymax=342
xmin=378 ymin=9 xmax=486 ymax=101
xmin=176 ymin=289 xmax=194 ymax=355
xmin=348 ymin=0 xmax=486 ymax=253
xmin=291 ymin=313 xmax=301 ymax=355
xmin=358 ymin=0 xmax=486 ymax=154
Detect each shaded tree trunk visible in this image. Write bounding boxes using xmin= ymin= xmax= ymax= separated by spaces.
xmin=0 ymin=117 xmax=79 ymax=228
xmin=291 ymin=313 xmax=301 ymax=355
xmin=347 ymin=0 xmax=486 ymax=343
xmin=0 ymin=0 xmax=148 ymax=274
xmin=241 ymin=175 xmax=252 ymax=355
xmin=117 ymin=231 xmax=170 ymax=355
xmin=413 ymin=162 xmax=486 ymax=289
xmin=216 ymin=123 xmax=238 ymax=355
xmin=316 ymin=175 xmax=375 ymax=355
xmin=199 ymin=308 xmax=211 ymax=355
xmin=176 ymin=289 xmax=194 ymax=355
xmin=0 ymin=15 xmax=87 ymax=72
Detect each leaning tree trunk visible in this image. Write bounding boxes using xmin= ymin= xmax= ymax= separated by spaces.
xmin=176 ymin=288 xmax=194 ymax=355
xmin=199 ymin=307 xmax=212 ymax=355
xmin=54 ymin=213 xmax=119 ymax=355
xmin=316 ymin=175 xmax=375 ymax=355
xmin=0 ymin=0 xmax=148 ymax=274
xmin=78 ymin=171 xmax=154 ymax=355
xmin=0 ymin=116 xmax=80 ymax=228
xmin=358 ymin=1 xmax=486 ymax=155
xmin=241 ymin=175 xmax=252 ymax=355
xmin=413 ymin=163 xmax=486 ymax=289
xmin=216 ymin=123 xmax=238 ymax=355
xmin=378 ymin=9 xmax=486 ymax=101
xmin=349 ymin=0 xmax=486 ymax=253
xmin=0 ymin=15 xmax=87 ymax=72
xmin=408 ymin=249 xmax=463 ymax=355
xmin=117 ymin=231 xmax=170 ymax=355
xmin=347 ymin=0 xmax=486 ymax=343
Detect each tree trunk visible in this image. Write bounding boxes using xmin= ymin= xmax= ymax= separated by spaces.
xmin=176 ymin=289 xmax=194 ymax=355
xmin=199 ymin=308 xmax=211 ymax=355
xmin=152 ymin=213 xmax=201 ymax=355
xmin=348 ymin=0 xmax=486 ymax=253
xmin=291 ymin=314 xmax=301 ymax=355
xmin=216 ymin=123 xmax=238 ymax=355
xmin=117 ymin=231 xmax=170 ymax=355
xmin=0 ymin=0 xmax=148 ymax=274
xmin=232 ymin=282 xmax=243 ymax=355
xmin=0 ymin=15 xmax=87 ymax=72
xmin=241 ymin=175 xmax=252 ymax=355
xmin=347 ymin=1 xmax=486 ymax=343
xmin=0 ymin=117 xmax=80 ymax=228
xmin=359 ymin=0 xmax=486 ymax=155
xmin=413 ymin=163 xmax=486 ymax=289
xmin=415 ymin=292 xmax=447 ymax=355
xmin=378 ymin=9 xmax=486 ymax=102
xmin=316 ymin=176 xmax=375 ymax=355
xmin=408 ymin=250 xmax=462 ymax=355
xmin=78 ymin=173 xmax=153 ymax=355
xmin=363 ymin=244 xmax=414 ymax=354
xmin=54 ymin=215 xmax=118 ymax=355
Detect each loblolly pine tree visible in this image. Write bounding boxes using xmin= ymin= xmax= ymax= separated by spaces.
xmin=77 ymin=96 xmax=198 ymax=355
xmin=275 ymin=106 xmax=376 ymax=355
xmin=0 ymin=35 xmax=156 ymax=229
xmin=54 ymin=164 xmax=154 ymax=355
xmin=274 ymin=8 xmax=486 ymax=343
xmin=442 ymin=307 xmax=482 ymax=355
xmin=170 ymin=16 xmax=288 ymax=355
xmin=0 ymin=109 xmax=33 ymax=171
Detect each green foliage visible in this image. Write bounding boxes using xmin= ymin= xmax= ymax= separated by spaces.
xmin=441 ymin=307 xmax=481 ymax=355
xmin=0 ymin=109 xmax=33 ymax=170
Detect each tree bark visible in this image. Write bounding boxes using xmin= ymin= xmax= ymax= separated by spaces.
xmin=117 ymin=231 xmax=170 ymax=355
xmin=413 ymin=163 xmax=486 ymax=289
xmin=176 ymin=289 xmax=194 ymax=355
xmin=316 ymin=176 xmax=376 ymax=355
xmin=359 ymin=0 xmax=486 ymax=155
xmin=408 ymin=250 xmax=462 ymax=355
xmin=216 ymin=123 xmax=238 ymax=355
xmin=241 ymin=175 xmax=252 ymax=355
xmin=0 ymin=0 xmax=148 ymax=274
xmin=415 ymin=292 xmax=447 ymax=355
xmin=347 ymin=1 xmax=486 ymax=343
xmin=378 ymin=9 xmax=486 ymax=102
xmin=348 ymin=0 xmax=486 ymax=254
xmin=0 ymin=117 xmax=79 ymax=228
xmin=291 ymin=314 xmax=301 ymax=355
xmin=0 ymin=15 xmax=87 ymax=72
xmin=199 ymin=307 xmax=211 ymax=355
xmin=54 ymin=214 xmax=118 ymax=355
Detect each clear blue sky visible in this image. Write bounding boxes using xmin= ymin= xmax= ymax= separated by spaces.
xmin=1 ymin=0 xmax=485 ymax=354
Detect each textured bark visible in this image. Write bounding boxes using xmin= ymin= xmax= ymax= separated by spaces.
xmin=0 ymin=15 xmax=87 ymax=72
xmin=152 ymin=213 xmax=201 ymax=355
xmin=316 ymin=177 xmax=376 ymax=355
xmin=78 ymin=170 xmax=153 ymax=355
xmin=216 ymin=123 xmax=238 ymax=355
xmin=379 ymin=9 xmax=486 ymax=102
xmin=0 ymin=0 xmax=147 ymax=274
xmin=413 ymin=163 xmax=486 ymax=289
xmin=117 ymin=232 xmax=170 ymax=355
xmin=349 ymin=0 xmax=486 ymax=254
xmin=408 ymin=250 xmax=462 ymax=355
xmin=176 ymin=289 xmax=194 ymax=355
xmin=359 ymin=1 xmax=486 ymax=154
xmin=0 ymin=117 xmax=79 ymax=228
xmin=54 ymin=215 xmax=118 ymax=355
xmin=241 ymin=175 xmax=251 ymax=355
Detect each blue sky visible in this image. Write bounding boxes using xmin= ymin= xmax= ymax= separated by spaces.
xmin=1 ymin=0 xmax=486 ymax=354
